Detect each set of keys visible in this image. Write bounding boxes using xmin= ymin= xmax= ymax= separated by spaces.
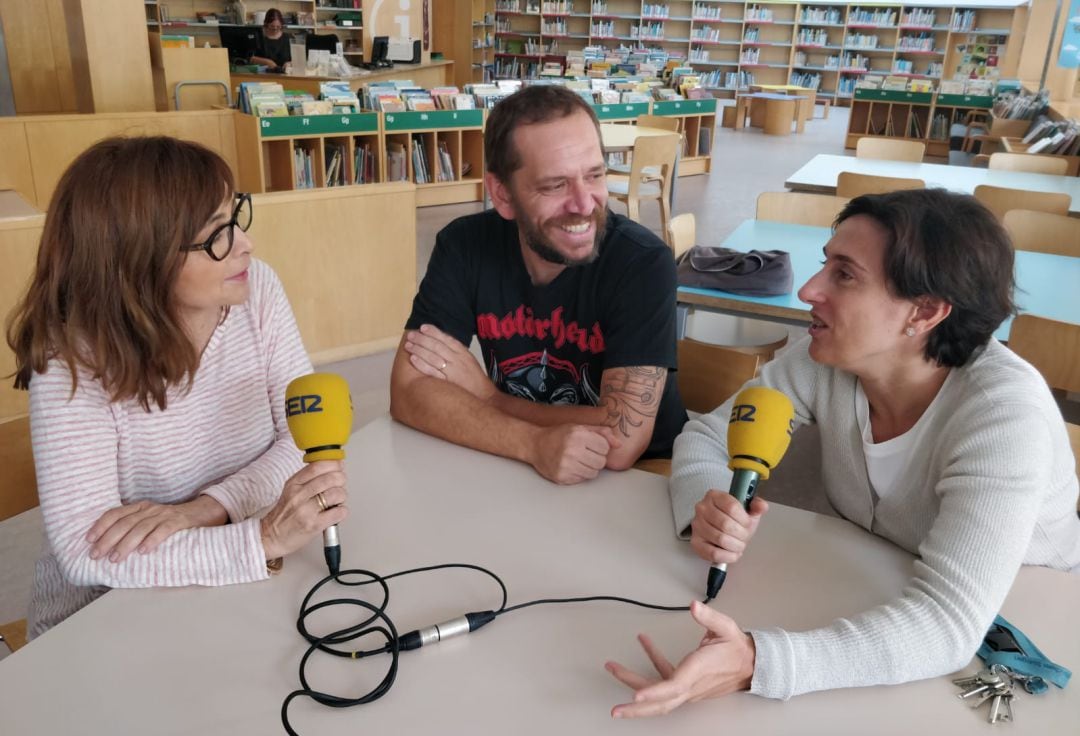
xmin=953 ymin=663 xmax=1046 ymax=724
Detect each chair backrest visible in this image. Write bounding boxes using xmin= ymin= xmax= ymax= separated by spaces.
xmin=988 ymin=152 xmax=1069 ymax=176
xmin=1008 ymin=314 xmax=1080 ymax=394
xmin=626 ymin=133 xmax=679 ymax=200
xmin=1003 ymin=209 xmax=1080 ymax=257
xmin=668 ymin=213 xmax=695 ymax=260
xmin=855 ymin=138 xmax=926 ymax=162
xmin=1067 ymin=423 xmax=1080 ymax=481
xmin=836 ymin=172 xmax=924 ymax=198
xmin=0 ymin=415 xmax=38 ymax=522
xmin=973 ymin=184 xmax=1071 ymax=222
xmin=756 ymin=191 xmax=850 ymax=228
xmin=676 ymin=338 xmax=761 ymax=414
xmin=635 ymin=114 xmax=680 ymax=133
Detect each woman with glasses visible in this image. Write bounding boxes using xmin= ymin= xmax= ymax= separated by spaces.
xmin=250 ymin=8 xmax=291 ymax=71
xmin=7 ymin=136 xmax=347 ymax=638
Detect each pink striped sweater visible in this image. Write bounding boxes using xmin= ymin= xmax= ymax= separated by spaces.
xmin=27 ymin=259 xmax=312 ymax=638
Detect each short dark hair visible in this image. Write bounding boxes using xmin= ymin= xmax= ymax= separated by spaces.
xmin=835 ymin=188 xmax=1016 ymax=367
xmin=484 ymin=85 xmax=602 ymax=184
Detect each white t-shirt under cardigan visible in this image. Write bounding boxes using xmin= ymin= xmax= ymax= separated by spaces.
xmin=670 ymin=336 xmax=1080 ymax=700
xmin=27 ymin=259 xmax=312 ymax=638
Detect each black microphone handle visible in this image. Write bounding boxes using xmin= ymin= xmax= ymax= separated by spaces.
xmin=706 ymin=469 xmax=760 ymax=600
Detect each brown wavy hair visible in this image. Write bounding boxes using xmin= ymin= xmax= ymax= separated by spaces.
xmin=6 ymin=136 xmax=235 ymax=411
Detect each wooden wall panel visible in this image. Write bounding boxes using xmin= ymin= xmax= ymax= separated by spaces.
xmin=249 ymin=184 xmax=418 ymax=363
xmin=0 ymin=0 xmax=77 ymax=114
xmin=0 ymin=121 xmax=36 ymax=203
xmin=19 ymin=110 xmax=239 ymax=208
xmin=0 ymin=214 xmax=45 ymax=420
xmin=62 ymin=0 xmax=155 ymax=112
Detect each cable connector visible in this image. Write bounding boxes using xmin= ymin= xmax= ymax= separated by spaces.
xmin=398 ymin=610 xmax=497 ymax=652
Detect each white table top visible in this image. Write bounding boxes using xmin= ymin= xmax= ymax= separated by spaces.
xmin=1 ymin=417 xmax=1077 ymax=734
xmin=678 ymin=219 xmax=1080 ymax=341
xmin=785 ymin=153 xmax=1080 ymax=215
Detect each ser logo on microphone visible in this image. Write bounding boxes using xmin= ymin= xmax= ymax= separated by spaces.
xmin=286 ymin=394 xmax=323 ymax=417
xmin=729 ymin=404 xmax=756 ymax=424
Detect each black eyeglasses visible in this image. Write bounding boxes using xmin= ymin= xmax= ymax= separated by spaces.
xmin=182 ymin=193 xmax=252 ymax=261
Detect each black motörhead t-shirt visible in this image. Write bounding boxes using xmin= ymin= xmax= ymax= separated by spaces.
xmin=405 ymin=209 xmax=687 ymax=457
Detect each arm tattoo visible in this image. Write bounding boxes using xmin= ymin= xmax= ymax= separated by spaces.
xmin=599 ymin=366 xmax=667 ymax=438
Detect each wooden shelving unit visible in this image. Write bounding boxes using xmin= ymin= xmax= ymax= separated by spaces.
xmin=844 ymin=88 xmax=993 ymax=156
xmin=488 ymin=2 xmax=1025 ymax=107
xmin=383 ymin=110 xmax=487 ymax=206
xmin=433 ymin=0 xmax=496 ymax=88
xmin=650 ymin=97 xmax=718 ymax=173
xmin=145 ymin=1 xmax=365 ymax=62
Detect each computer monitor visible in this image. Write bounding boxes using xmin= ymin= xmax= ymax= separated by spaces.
xmin=368 ymin=36 xmax=391 ymax=68
xmin=219 ymin=26 xmax=263 ymax=65
xmin=305 ymin=33 xmax=339 ymax=54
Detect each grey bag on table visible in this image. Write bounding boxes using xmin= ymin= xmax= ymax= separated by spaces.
xmin=676 ymin=247 xmax=794 ymax=297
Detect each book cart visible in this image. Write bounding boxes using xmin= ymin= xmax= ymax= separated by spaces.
xmin=845 ymin=87 xmax=992 ymax=158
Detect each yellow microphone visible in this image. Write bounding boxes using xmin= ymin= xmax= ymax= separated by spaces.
xmin=706 ymin=386 xmax=794 ymax=600
xmin=285 ymin=373 xmax=352 ymax=574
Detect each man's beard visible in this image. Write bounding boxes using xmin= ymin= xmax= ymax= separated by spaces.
xmin=517 ymin=205 xmax=607 ymax=267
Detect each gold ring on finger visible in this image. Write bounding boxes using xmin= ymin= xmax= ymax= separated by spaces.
xmin=315 ymin=492 xmax=328 ymax=511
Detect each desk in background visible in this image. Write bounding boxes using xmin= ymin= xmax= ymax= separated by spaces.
xmin=677 ymin=219 xmax=1080 ymax=342
xmin=230 ymin=59 xmax=455 ymax=97
xmin=0 ymin=417 xmax=1076 ymax=734
xmin=786 ymin=154 xmax=1080 ymax=216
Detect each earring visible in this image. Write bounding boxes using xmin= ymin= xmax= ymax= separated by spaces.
xmin=904 ymin=327 xmax=916 ymax=337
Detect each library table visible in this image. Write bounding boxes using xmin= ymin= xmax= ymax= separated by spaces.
xmin=598 ymin=121 xmax=680 ymax=152
xmin=785 ymin=153 xmax=1080 ymax=215
xmin=600 ymin=122 xmax=682 ymax=207
xmin=1 ymin=418 xmax=1078 ymax=735
xmin=677 ymin=219 xmax=1080 ymax=341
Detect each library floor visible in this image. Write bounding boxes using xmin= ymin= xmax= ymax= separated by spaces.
xmin=0 ymin=106 xmax=871 ymax=639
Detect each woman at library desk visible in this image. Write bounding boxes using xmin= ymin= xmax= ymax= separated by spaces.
xmin=7 ymin=136 xmax=348 ymax=639
xmin=605 ymin=188 xmax=1080 ymax=715
xmin=250 ymin=8 xmax=291 ymax=70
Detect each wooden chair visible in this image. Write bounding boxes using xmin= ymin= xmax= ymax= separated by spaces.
xmin=606 ymin=115 xmax=680 ymax=180
xmin=855 ymin=138 xmax=926 ymax=163
xmin=633 ymin=339 xmax=762 ymax=476
xmin=1007 ymin=315 xmax=1080 ymax=504
xmin=668 ymin=213 xmax=695 ymax=260
xmin=1008 ymin=315 xmax=1080 ymax=397
xmin=0 ymin=415 xmax=38 ymax=654
xmin=973 ymin=184 xmax=1071 ymax=222
xmin=836 ymin=172 xmax=925 ymax=198
xmin=1003 ymin=209 xmax=1080 ymax=257
xmin=756 ymin=191 xmax=850 ymax=228
xmin=988 ymin=152 xmax=1069 ymax=176
xmin=607 ymin=133 xmax=679 ymax=243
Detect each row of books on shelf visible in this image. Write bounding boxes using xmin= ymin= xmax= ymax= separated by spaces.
xmin=1020 ymin=117 xmax=1080 ymax=156
xmin=385 ymin=139 xmax=463 ymax=184
xmin=855 ymin=74 xmax=934 ymax=93
xmin=239 ymin=81 xmax=360 ymax=117
xmin=992 ymin=89 xmax=1049 ymax=120
xmin=363 ymin=82 xmax=479 ymax=112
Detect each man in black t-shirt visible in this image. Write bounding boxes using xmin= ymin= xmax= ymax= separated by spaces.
xmin=390 ymin=86 xmax=687 ymax=484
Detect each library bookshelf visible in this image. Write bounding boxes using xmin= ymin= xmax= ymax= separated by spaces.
xmin=844 ymin=87 xmax=992 ymax=157
xmin=383 ymin=110 xmax=487 ymax=206
xmin=651 ymin=97 xmax=718 ymax=174
xmin=491 ymin=1 xmax=1025 ymax=107
xmin=233 ymin=98 xmax=717 ymax=201
xmin=234 ymin=110 xmax=486 ymax=206
xmin=146 ymin=1 xmax=366 ymax=61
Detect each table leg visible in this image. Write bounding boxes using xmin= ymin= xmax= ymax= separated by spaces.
xmin=676 ymin=303 xmax=689 ymax=340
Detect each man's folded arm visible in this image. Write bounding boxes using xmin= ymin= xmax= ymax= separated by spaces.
xmin=389 ymin=334 xmax=541 ymax=465
xmin=489 ymin=365 xmax=667 ymax=470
